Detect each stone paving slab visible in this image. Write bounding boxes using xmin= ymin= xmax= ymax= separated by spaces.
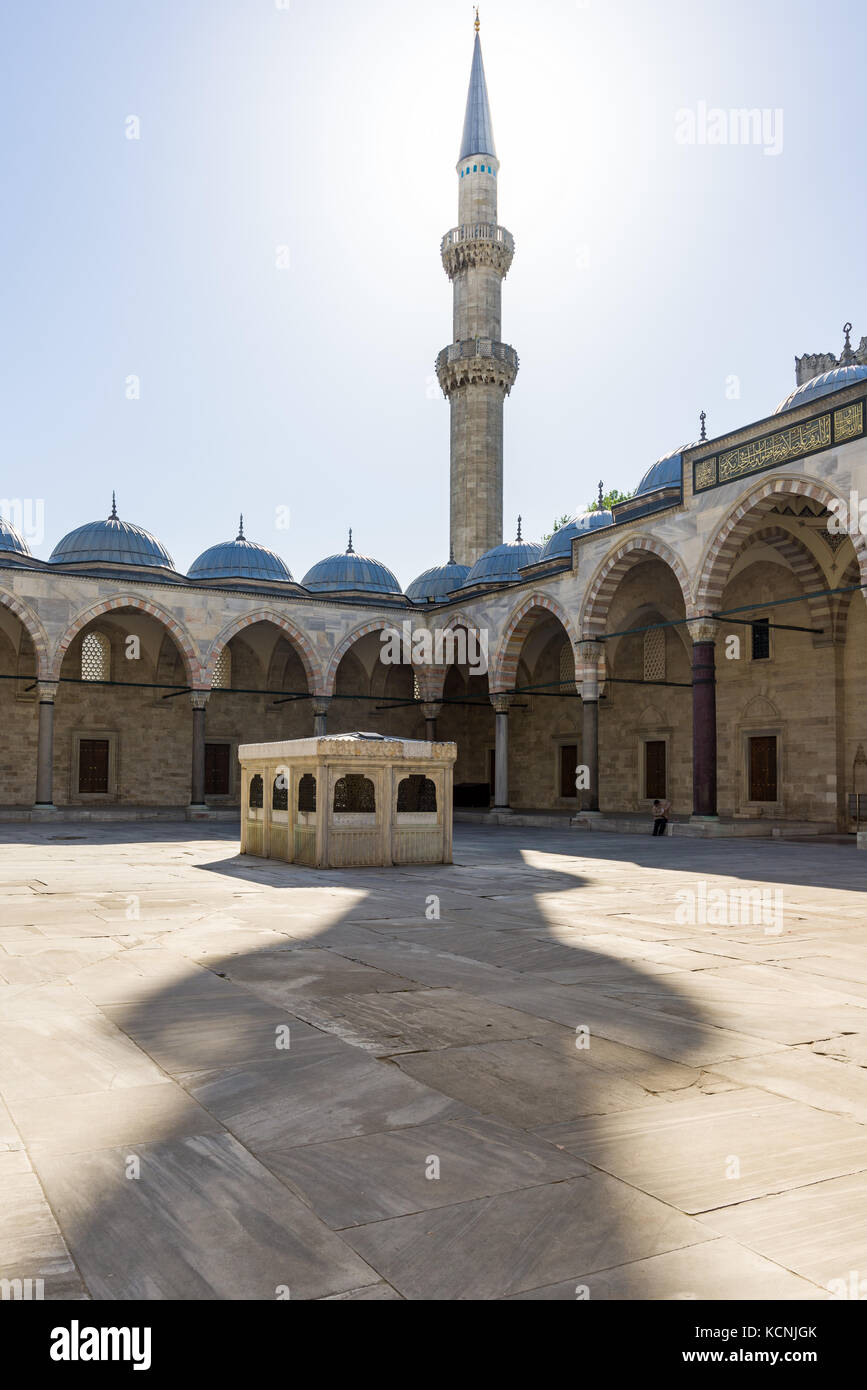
xmin=0 ymin=822 xmax=864 ymax=1301
xmin=537 ymin=1089 xmax=867 ymax=1213
xmin=185 ymin=1035 xmax=471 ymax=1150
xmin=342 ymin=1172 xmax=711 ymax=1300
xmin=273 ymin=1113 xmax=588 ymax=1228
xmin=0 ymin=1172 xmax=88 ymax=1300
xmin=700 ymin=1170 xmax=867 ymax=1291
xmin=283 ymin=986 xmax=568 ymax=1056
xmin=100 ymin=994 xmax=323 ymax=1079
xmin=9 ymin=1081 xmax=224 ymax=1155
xmin=33 ymin=1133 xmax=378 ymax=1301
xmin=505 ymin=1237 xmax=825 ymax=1300
xmin=394 ymin=1035 xmax=697 ymax=1127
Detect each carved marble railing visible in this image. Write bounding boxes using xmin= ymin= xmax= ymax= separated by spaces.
xmin=435 ymin=339 xmax=520 ymax=397
xmin=441 ymin=224 xmax=515 ymax=279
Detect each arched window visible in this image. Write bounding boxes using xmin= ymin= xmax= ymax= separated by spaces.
xmin=333 ymin=775 xmax=375 ymax=813
xmin=272 ymin=774 xmax=288 ymax=811
xmin=81 ymin=631 xmax=110 ymax=683
xmin=213 ymin=647 xmax=231 ymax=689
xmin=249 ymin=774 xmax=263 ymax=809
xmin=643 ymin=628 xmax=665 ymax=683
xmin=298 ymin=774 xmax=316 ymax=812
xmin=397 ymin=775 xmax=437 ymax=812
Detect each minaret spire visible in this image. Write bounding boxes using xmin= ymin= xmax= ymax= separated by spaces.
xmin=460 ymin=19 xmax=496 ymax=162
xmin=437 ymin=21 xmax=518 ymax=567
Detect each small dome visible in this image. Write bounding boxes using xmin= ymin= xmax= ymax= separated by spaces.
xmin=774 ymin=365 xmax=867 ymax=414
xmin=50 ymin=495 xmax=174 ymax=570
xmin=539 ymin=507 xmax=613 ymax=562
xmin=406 ymin=553 xmax=471 ymax=602
xmin=188 ymin=518 xmax=293 ymax=583
xmin=302 ymin=531 xmax=402 ymax=596
xmin=0 ymin=516 xmax=31 ymax=558
xmin=635 ymin=446 xmax=689 ymax=497
xmin=461 ymin=522 xmax=541 ymax=587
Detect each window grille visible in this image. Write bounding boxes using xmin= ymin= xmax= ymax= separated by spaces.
xmin=643 ymin=628 xmax=665 ymax=683
xmin=81 ymin=631 xmax=110 ymax=682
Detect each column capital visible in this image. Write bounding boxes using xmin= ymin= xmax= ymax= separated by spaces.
xmin=312 ymin=696 xmax=332 ymax=716
xmin=687 ymin=617 xmax=720 ymax=645
xmin=189 ymin=690 xmax=210 ymax=711
xmin=36 ymin=680 xmax=59 ymax=703
xmin=421 ymin=702 xmax=443 ymax=719
xmin=490 ymin=693 xmax=512 ymax=714
xmin=578 ymin=639 xmax=604 ymax=666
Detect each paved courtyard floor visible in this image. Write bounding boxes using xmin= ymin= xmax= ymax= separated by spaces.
xmin=1 ymin=822 xmax=865 ymax=1301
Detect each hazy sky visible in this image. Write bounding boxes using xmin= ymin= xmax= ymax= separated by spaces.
xmin=1 ymin=0 xmax=862 ymax=586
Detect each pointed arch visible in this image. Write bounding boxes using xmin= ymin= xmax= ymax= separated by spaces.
xmin=52 ymin=595 xmax=201 ymax=684
xmin=696 ymin=474 xmax=867 ymax=613
xmin=204 ymin=610 xmax=323 ymax=693
xmin=491 ymin=592 xmax=578 ymax=692
xmin=580 ymin=536 xmax=692 ymax=637
xmin=729 ymin=525 xmax=833 ymax=637
xmin=325 ymin=618 xmax=401 ymax=697
xmin=0 ymin=588 xmax=51 ymax=678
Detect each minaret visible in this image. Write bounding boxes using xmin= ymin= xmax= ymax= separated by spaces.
xmin=436 ymin=13 xmax=518 ymax=566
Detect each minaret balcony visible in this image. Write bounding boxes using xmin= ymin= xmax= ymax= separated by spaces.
xmin=441 ymin=224 xmax=515 ymax=279
xmin=435 ymin=339 xmax=519 ymax=398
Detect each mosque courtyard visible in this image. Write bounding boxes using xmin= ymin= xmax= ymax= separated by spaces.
xmin=1 ymin=821 xmax=866 ymax=1302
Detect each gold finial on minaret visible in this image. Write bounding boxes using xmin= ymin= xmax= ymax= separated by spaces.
xmin=474 ymin=7 xmax=480 ymax=33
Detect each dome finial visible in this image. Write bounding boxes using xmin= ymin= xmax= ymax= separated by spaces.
xmin=699 ymin=410 xmax=707 ymax=442
xmin=237 ymin=514 xmax=245 ymax=541
xmin=516 ymin=515 xmax=523 ymax=542
xmin=474 ymin=6 xmax=480 ymax=33
xmin=347 ymin=527 xmax=354 ymax=554
xmin=449 ymin=540 xmax=456 ymax=564
xmin=597 ymin=481 xmax=604 ymax=511
xmin=109 ymin=491 xmax=118 ymax=520
xmin=841 ymin=322 xmax=856 ymax=365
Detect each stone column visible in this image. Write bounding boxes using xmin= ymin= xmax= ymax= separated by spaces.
xmin=422 ymin=703 xmax=442 ymax=742
xmin=33 ymin=681 xmax=59 ymax=811
xmin=491 ymin=694 xmax=511 ymax=809
xmin=579 ymin=641 xmax=602 ymax=813
xmin=312 ymin=698 xmax=331 ymax=737
xmin=688 ymin=618 xmax=719 ymax=819
xmin=187 ymin=692 xmax=210 ymax=817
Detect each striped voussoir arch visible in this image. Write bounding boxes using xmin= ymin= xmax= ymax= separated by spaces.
xmin=492 ymin=592 xmax=578 ymax=692
xmin=51 ymin=595 xmax=202 ymax=685
xmin=696 ymin=476 xmax=867 ymax=613
xmin=324 ymin=617 xmax=398 ymax=697
xmin=580 ymin=536 xmax=692 ymax=638
xmin=731 ymin=525 xmax=833 ymax=638
xmin=0 ymin=589 xmax=51 ymax=679
xmin=205 ymin=609 xmax=324 ymax=694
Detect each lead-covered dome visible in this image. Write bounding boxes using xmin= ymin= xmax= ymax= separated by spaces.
xmin=188 ymin=517 xmax=293 ymax=583
xmin=460 ymin=522 xmax=541 ymax=587
xmin=0 ymin=516 xmax=31 ymax=558
xmin=49 ymin=495 xmax=174 ymax=570
xmin=539 ymin=506 xmax=613 ymax=562
xmin=406 ymin=551 xmax=470 ymax=602
xmin=635 ymin=446 xmax=690 ymax=497
xmin=774 ymin=365 xmax=867 ymax=414
xmin=302 ymin=531 xmax=402 ymax=596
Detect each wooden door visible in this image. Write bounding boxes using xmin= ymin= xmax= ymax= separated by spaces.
xmin=645 ymin=740 xmax=666 ymax=799
xmin=205 ymin=743 xmax=230 ymax=796
xmin=79 ymin=739 xmax=109 ymax=794
xmin=560 ymin=744 xmax=578 ymax=798
xmin=749 ymin=736 xmax=777 ymax=801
